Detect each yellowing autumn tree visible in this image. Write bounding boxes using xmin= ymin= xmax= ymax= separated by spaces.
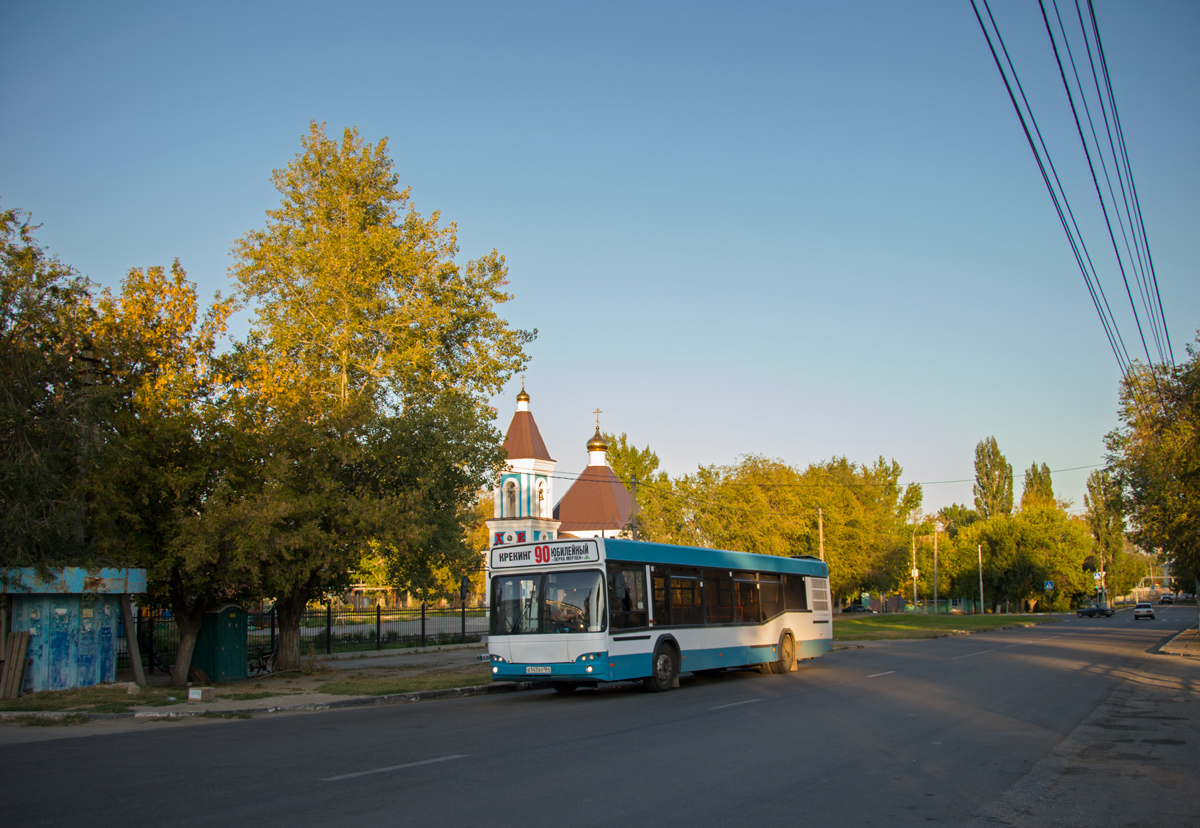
xmin=228 ymin=123 xmax=531 ymax=670
xmin=231 ymin=121 xmax=532 ymax=411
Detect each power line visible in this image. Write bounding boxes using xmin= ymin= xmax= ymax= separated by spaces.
xmin=1040 ymin=0 xmax=1166 ymax=369
xmin=1081 ymin=0 xmax=1173 ymax=367
xmin=971 ymin=0 xmax=1133 ymax=379
xmin=970 ymin=0 xmax=1175 ymax=387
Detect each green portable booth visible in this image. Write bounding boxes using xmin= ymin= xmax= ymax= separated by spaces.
xmin=192 ymin=604 xmax=247 ymax=683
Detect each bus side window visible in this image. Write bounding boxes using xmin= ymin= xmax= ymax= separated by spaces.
xmin=734 ymin=575 xmax=761 ymax=624
xmin=670 ymin=576 xmax=703 ymax=626
xmin=609 ymin=567 xmax=648 ymax=629
xmin=760 ymin=574 xmax=784 ymax=619
xmin=784 ymin=575 xmax=808 ymax=611
xmin=652 ymin=571 xmax=668 ymax=627
xmin=705 ymin=569 xmax=733 ymax=625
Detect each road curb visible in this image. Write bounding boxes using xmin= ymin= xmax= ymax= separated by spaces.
xmin=0 ymin=680 xmax=540 ymax=723
xmin=1157 ymin=624 xmax=1200 ymax=659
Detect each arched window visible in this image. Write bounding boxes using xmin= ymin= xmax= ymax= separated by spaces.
xmin=505 ymin=480 xmax=518 ymax=517
xmin=537 ymin=480 xmax=548 ymax=518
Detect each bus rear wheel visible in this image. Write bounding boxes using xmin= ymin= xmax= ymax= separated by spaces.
xmin=774 ymin=633 xmax=796 ymax=673
xmin=644 ymin=642 xmax=679 ymax=692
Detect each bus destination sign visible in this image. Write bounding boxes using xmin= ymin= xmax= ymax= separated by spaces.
xmin=491 ymin=541 xmax=599 ymax=570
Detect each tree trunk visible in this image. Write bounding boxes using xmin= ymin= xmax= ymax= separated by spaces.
xmin=274 ymin=590 xmax=310 ymax=672
xmin=169 ymin=603 xmax=206 ymax=687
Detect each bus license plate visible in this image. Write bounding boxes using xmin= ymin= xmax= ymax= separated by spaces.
xmin=526 ymin=666 xmax=551 ymax=674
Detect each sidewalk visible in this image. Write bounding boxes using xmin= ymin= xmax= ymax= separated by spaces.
xmin=0 ymin=643 xmax=516 ymax=727
xmin=1159 ymin=623 xmax=1200 ymax=658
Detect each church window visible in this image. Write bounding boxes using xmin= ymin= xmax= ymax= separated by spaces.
xmin=505 ymin=480 xmax=518 ymax=517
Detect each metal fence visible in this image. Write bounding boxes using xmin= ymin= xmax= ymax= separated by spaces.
xmin=119 ymin=604 xmax=489 ymax=675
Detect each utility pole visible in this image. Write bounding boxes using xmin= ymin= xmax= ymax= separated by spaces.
xmin=933 ymin=528 xmax=939 ymax=615
xmin=911 ymin=529 xmax=917 ymax=612
xmin=978 ymin=543 xmax=984 ymax=615
xmin=818 ymin=508 xmax=824 ymax=561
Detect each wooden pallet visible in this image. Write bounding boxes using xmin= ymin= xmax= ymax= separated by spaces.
xmin=1 ymin=631 xmax=32 ymax=699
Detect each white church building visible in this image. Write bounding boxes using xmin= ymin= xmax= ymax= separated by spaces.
xmin=486 ymin=386 xmax=633 ymax=547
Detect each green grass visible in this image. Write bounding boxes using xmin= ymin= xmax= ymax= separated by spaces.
xmin=0 ymin=684 xmax=186 ymax=713
xmin=315 ymin=665 xmax=491 ymax=696
xmin=833 ymin=613 xmax=1058 ymax=640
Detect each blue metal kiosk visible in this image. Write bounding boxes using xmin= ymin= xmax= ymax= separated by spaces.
xmin=1 ymin=568 xmax=147 ymax=694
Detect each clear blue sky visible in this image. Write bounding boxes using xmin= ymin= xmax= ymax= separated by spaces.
xmin=3 ymin=1 xmax=1197 ymax=516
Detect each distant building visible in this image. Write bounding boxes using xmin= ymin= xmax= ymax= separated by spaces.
xmin=486 ymin=386 xmax=632 ymax=547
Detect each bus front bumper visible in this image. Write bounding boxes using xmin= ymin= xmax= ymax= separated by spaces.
xmin=490 ymin=652 xmax=611 ymax=683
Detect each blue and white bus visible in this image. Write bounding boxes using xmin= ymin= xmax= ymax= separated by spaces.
xmin=487 ymin=537 xmax=832 ymax=692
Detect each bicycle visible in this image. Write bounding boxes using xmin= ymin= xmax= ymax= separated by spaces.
xmin=248 ymin=645 xmax=276 ymax=678
xmin=148 ymin=650 xmax=172 ymax=676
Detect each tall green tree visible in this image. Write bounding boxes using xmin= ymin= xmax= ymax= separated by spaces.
xmin=937 ymin=503 xmax=978 ymax=539
xmin=0 ymin=207 xmax=98 ymax=572
xmin=231 ymin=122 xmax=533 ymax=410
xmin=1020 ymin=462 xmax=1054 ymax=510
xmin=1083 ymin=468 xmax=1124 ymax=598
xmin=371 ymin=391 xmax=505 ymax=600
xmin=228 ymin=123 xmax=533 ymax=669
xmin=604 ymin=432 xmax=667 ymax=533
xmin=636 ymin=454 xmax=919 ymax=601
xmin=1107 ymin=336 xmax=1200 ymax=590
xmin=973 ymin=436 xmax=1013 ymax=520
xmin=604 ymin=432 xmax=663 ymax=490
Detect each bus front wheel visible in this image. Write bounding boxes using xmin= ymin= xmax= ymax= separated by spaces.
xmin=644 ymin=642 xmax=679 ymax=692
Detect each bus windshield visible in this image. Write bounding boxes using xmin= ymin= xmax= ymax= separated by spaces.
xmin=490 ymin=570 xmax=606 ymax=635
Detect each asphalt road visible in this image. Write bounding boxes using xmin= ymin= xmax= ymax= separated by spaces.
xmin=3 ymin=608 xmax=1197 ymax=827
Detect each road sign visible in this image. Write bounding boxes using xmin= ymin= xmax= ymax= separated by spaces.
xmin=1044 ymin=580 xmax=1054 ymax=591
xmin=1093 ymin=572 xmax=1102 ymax=581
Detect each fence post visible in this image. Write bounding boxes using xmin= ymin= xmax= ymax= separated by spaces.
xmin=421 ymin=601 xmax=426 ymax=648
xmin=270 ymin=606 xmax=276 ymax=653
xmin=326 ymin=603 xmax=332 ymax=655
xmin=376 ymin=604 xmax=382 ymax=651
xmin=136 ymin=607 xmax=143 ymax=672
xmin=461 ymin=602 xmax=466 ymax=644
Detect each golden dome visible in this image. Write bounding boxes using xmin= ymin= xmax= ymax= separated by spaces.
xmin=587 ymin=428 xmax=608 ymax=453
xmin=517 ymin=386 xmax=530 ymax=403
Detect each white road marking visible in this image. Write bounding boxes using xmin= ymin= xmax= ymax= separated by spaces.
xmin=866 ymin=671 xmax=895 ymax=678
xmin=954 ymin=649 xmax=995 ymax=659
xmin=322 ymin=754 xmax=467 ymax=782
xmin=709 ymin=699 xmax=762 ymax=711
